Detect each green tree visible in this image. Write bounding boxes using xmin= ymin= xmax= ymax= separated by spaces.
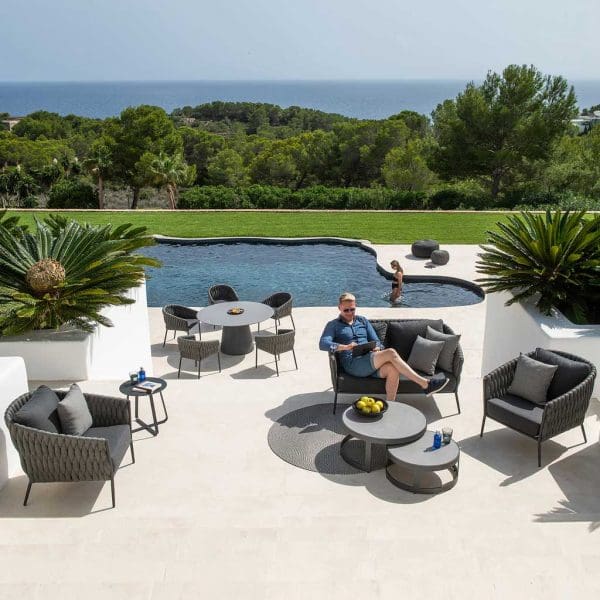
xmin=145 ymin=151 xmax=196 ymax=209
xmin=180 ymin=127 xmax=225 ymax=184
xmin=0 ymin=167 xmax=39 ymax=207
xmin=382 ymin=140 xmax=437 ymax=191
xmin=83 ymin=138 xmax=114 ymax=209
xmin=389 ymin=111 xmax=430 ymax=138
xmin=0 ymin=133 xmax=74 ymax=170
xmin=207 ymin=149 xmax=248 ymax=187
xmin=109 ymin=106 xmax=182 ymax=208
xmin=431 ymin=64 xmax=577 ymax=198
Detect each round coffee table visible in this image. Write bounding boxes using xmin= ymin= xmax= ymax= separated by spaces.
xmin=119 ymin=377 xmax=168 ymax=437
xmin=386 ymin=430 xmax=460 ymax=494
xmin=197 ymin=301 xmax=274 ymax=355
xmin=340 ymin=402 xmax=426 ymax=472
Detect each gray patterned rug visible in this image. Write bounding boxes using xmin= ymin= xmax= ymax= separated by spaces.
xmin=267 ymin=403 xmax=387 ymax=475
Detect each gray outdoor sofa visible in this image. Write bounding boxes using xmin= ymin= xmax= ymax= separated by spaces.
xmin=5 ymin=388 xmax=134 ymax=508
xmin=327 ymin=318 xmax=463 ymax=414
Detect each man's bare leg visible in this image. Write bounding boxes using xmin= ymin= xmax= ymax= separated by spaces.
xmin=372 ymin=349 xmax=428 ymax=389
xmin=378 ymin=363 xmax=400 ymax=402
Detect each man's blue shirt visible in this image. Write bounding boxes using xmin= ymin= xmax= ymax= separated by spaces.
xmin=319 ymin=315 xmax=382 ymax=364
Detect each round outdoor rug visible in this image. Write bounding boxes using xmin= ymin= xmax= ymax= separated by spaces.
xmin=267 ymin=403 xmax=387 ymax=475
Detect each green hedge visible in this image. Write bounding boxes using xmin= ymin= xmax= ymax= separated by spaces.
xmin=47 ymin=179 xmax=98 ymax=209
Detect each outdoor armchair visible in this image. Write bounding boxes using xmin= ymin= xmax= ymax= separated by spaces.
xmin=255 ymin=329 xmax=298 ymax=376
xmin=208 ymin=284 xmax=239 ymax=305
xmin=259 ymin=292 xmax=295 ymax=333
xmin=480 ymin=349 xmax=596 ymax=467
xmin=162 ymin=304 xmax=200 ymax=346
xmin=177 ymin=335 xmax=221 ymax=379
xmin=5 ymin=390 xmax=133 ymax=508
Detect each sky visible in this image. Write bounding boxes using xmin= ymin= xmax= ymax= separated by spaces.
xmin=0 ymin=0 xmax=598 ymax=81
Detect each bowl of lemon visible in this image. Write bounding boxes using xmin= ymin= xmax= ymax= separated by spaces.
xmin=353 ymin=396 xmax=388 ymax=418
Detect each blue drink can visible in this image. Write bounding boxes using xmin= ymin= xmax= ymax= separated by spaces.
xmin=433 ymin=430 xmax=442 ymax=449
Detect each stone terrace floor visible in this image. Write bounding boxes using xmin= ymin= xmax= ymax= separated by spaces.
xmin=0 ymin=246 xmax=599 ymax=599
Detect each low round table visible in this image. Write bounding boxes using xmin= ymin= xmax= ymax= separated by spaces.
xmin=386 ymin=430 xmax=460 ymax=494
xmin=197 ymin=301 xmax=274 ymax=355
xmin=119 ymin=377 xmax=168 ymax=437
xmin=340 ymin=402 xmax=426 ymax=472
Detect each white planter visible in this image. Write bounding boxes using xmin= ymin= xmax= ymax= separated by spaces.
xmin=0 ymin=357 xmax=28 ymax=488
xmin=482 ymin=291 xmax=600 ymax=397
xmin=0 ymin=282 xmax=152 ymax=382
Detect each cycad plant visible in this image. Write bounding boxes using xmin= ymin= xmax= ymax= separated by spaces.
xmin=476 ymin=210 xmax=600 ymax=324
xmin=0 ymin=217 xmax=160 ymax=335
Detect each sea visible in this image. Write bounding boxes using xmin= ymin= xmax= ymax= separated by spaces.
xmin=1 ymin=80 xmax=599 ymax=120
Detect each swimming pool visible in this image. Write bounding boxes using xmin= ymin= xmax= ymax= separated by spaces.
xmin=142 ymin=240 xmax=484 ymax=308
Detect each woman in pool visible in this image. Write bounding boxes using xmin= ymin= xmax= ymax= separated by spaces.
xmin=390 ymin=260 xmax=404 ymax=303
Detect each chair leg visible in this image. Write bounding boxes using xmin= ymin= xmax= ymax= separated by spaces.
xmin=275 ymin=320 xmax=278 ymax=334
xmin=455 ymin=392 xmax=461 ymax=414
xmin=479 ymin=415 xmax=486 ymax=437
xmin=275 ymin=354 xmax=279 ymax=377
xmin=333 ymin=391 xmax=338 ymax=414
xmin=197 ymin=358 xmax=202 ymax=379
xmin=173 ymin=331 xmax=176 ymax=339
xmin=581 ymin=424 xmax=587 ymax=443
xmin=292 ymin=349 xmax=298 ymax=370
xmin=23 ymin=480 xmax=32 ymax=506
xmin=110 ymin=475 xmax=116 ymax=508
xmin=290 ymin=313 xmax=296 ymax=330
xmin=130 ymin=441 xmax=136 ymax=463
xmin=163 ymin=329 xmax=168 ymax=347
xmin=257 ymin=322 xmax=260 ymax=332
xmin=177 ymin=357 xmax=182 ymax=379
xmin=255 ymin=347 xmax=258 ymax=369
xmin=217 ymin=352 xmax=221 ymax=373
xmin=537 ymin=439 xmax=542 ymax=468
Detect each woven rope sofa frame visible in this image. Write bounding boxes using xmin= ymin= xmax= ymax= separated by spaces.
xmin=162 ymin=304 xmax=200 ymax=346
xmin=4 ymin=391 xmax=133 ymax=508
xmin=480 ymin=349 xmax=596 ymax=468
xmin=327 ymin=319 xmax=464 ymax=415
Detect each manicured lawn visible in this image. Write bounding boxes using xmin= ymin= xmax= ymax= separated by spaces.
xmin=9 ymin=210 xmax=510 ymax=244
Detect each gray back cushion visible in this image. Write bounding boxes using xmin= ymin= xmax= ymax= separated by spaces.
xmin=370 ymin=321 xmax=388 ymax=345
xmin=534 ymin=348 xmax=590 ymax=399
xmin=426 ymin=326 xmax=461 ymax=372
xmin=384 ymin=319 xmax=444 ymax=360
xmin=407 ymin=335 xmax=445 ymax=376
xmin=508 ymin=354 xmax=558 ymax=405
xmin=13 ymin=385 xmax=61 ymax=433
xmin=57 ymin=384 xmax=93 ymax=436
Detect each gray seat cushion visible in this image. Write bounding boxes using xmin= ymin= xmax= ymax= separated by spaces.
xmin=534 ymin=348 xmax=590 ymax=400
xmin=487 ymin=394 xmax=544 ymax=437
xmin=57 ymin=384 xmax=93 ymax=436
xmin=82 ymin=425 xmax=131 ymax=471
xmin=338 ymin=369 xmax=457 ymax=395
xmin=384 ymin=319 xmax=444 ymax=360
xmin=507 ymin=354 xmax=558 ymax=404
xmin=13 ymin=385 xmax=61 ymax=434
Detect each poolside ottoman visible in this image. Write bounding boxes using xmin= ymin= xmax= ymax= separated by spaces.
xmin=411 ymin=239 xmax=439 ymax=259
xmin=431 ymin=249 xmax=450 ymax=265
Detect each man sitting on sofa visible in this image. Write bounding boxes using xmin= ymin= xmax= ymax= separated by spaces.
xmin=319 ymin=292 xmax=448 ymax=402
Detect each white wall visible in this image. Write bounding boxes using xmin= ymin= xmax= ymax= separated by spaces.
xmin=0 ymin=283 xmax=152 ymax=381
xmin=0 ymin=357 xmax=28 ymax=488
xmin=482 ymin=291 xmax=600 ymax=397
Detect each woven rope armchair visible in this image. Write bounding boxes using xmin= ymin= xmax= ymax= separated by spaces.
xmin=208 ymin=284 xmax=239 ymax=305
xmin=177 ymin=335 xmax=221 ymax=378
xmin=162 ymin=304 xmax=200 ymax=346
xmin=481 ymin=349 xmax=596 ymax=467
xmin=255 ymin=329 xmax=298 ymax=376
xmin=259 ymin=292 xmax=295 ymax=333
xmin=4 ymin=391 xmax=133 ymax=508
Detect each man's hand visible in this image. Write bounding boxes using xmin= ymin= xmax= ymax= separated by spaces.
xmin=371 ymin=346 xmax=381 ymax=352
xmin=338 ymin=342 xmax=357 ymax=352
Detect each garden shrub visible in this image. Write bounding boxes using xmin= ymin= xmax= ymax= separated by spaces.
xmin=47 ymin=179 xmax=97 ymax=209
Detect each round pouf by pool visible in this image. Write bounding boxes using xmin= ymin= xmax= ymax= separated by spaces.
xmin=431 ymin=249 xmax=450 ymax=265
xmin=411 ymin=239 xmax=440 ymax=259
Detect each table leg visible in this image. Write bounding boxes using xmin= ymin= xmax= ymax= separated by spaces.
xmin=221 ymin=324 xmax=253 ymax=355
xmin=132 ymin=393 xmax=160 ymax=436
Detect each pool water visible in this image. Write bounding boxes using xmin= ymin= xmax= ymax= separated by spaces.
xmin=142 ymin=242 xmax=483 ymax=308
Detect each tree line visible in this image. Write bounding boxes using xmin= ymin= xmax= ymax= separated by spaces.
xmin=1 ymin=64 xmax=598 ymax=210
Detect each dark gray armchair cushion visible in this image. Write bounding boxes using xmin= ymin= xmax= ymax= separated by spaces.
xmin=487 ymin=394 xmax=544 ymax=437
xmin=57 ymin=384 xmax=93 ymax=436
xmin=384 ymin=319 xmax=444 ymax=360
xmin=407 ymin=335 xmax=444 ymax=376
xmin=426 ymin=326 xmax=461 ymax=372
xmin=13 ymin=385 xmax=61 ymax=433
xmin=507 ymin=354 xmax=558 ymax=405
xmin=534 ymin=348 xmax=591 ymax=400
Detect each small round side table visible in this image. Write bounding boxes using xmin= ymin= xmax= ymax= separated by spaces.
xmin=119 ymin=377 xmax=168 ymax=436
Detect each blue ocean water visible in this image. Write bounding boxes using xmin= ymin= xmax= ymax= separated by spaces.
xmin=1 ymin=80 xmax=599 ymax=119
xmin=142 ymin=242 xmax=483 ymax=308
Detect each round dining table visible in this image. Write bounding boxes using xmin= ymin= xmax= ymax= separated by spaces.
xmin=196 ymin=301 xmax=274 ymax=355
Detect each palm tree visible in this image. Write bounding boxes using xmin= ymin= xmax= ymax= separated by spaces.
xmin=148 ymin=152 xmax=196 ymax=209
xmin=84 ymin=143 xmax=112 ymax=209
xmin=0 ymin=218 xmax=160 ymax=335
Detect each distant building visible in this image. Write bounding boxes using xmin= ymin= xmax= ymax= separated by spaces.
xmin=571 ymin=111 xmax=600 ymax=134
xmin=1 ymin=116 xmax=23 ymax=131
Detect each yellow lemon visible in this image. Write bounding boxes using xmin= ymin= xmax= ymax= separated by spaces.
xmin=371 ymin=404 xmax=381 ymax=414
xmin=359 ymin=396 xmax=369 ymax=402
xmin=356 ymin=400 xmax=366 ymax=409
xmin=362 ymin=406 xmax=371 ymax=414
xmin=367 ymin=398 xmax=375 ymax=405
xmin=375 ymin=401 xmax=384 ymax=409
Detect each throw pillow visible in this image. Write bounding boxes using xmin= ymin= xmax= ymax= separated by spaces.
xmin=384 ymin=319 xmax=444 ymax=360
xmin=534 ymin=348 xmax=590 ymax=399
xmin=13 ymin=385 xmax=61 ymax=433
xmin=507 ymin=354 xmax=558 ymax=405
xmin=407 ymin=335 xmax=445 ymax=376
xmin=425 ymin=326 xmax=461 ymax=372
xmin=57 ymin=384 xmax=93 ymax=436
